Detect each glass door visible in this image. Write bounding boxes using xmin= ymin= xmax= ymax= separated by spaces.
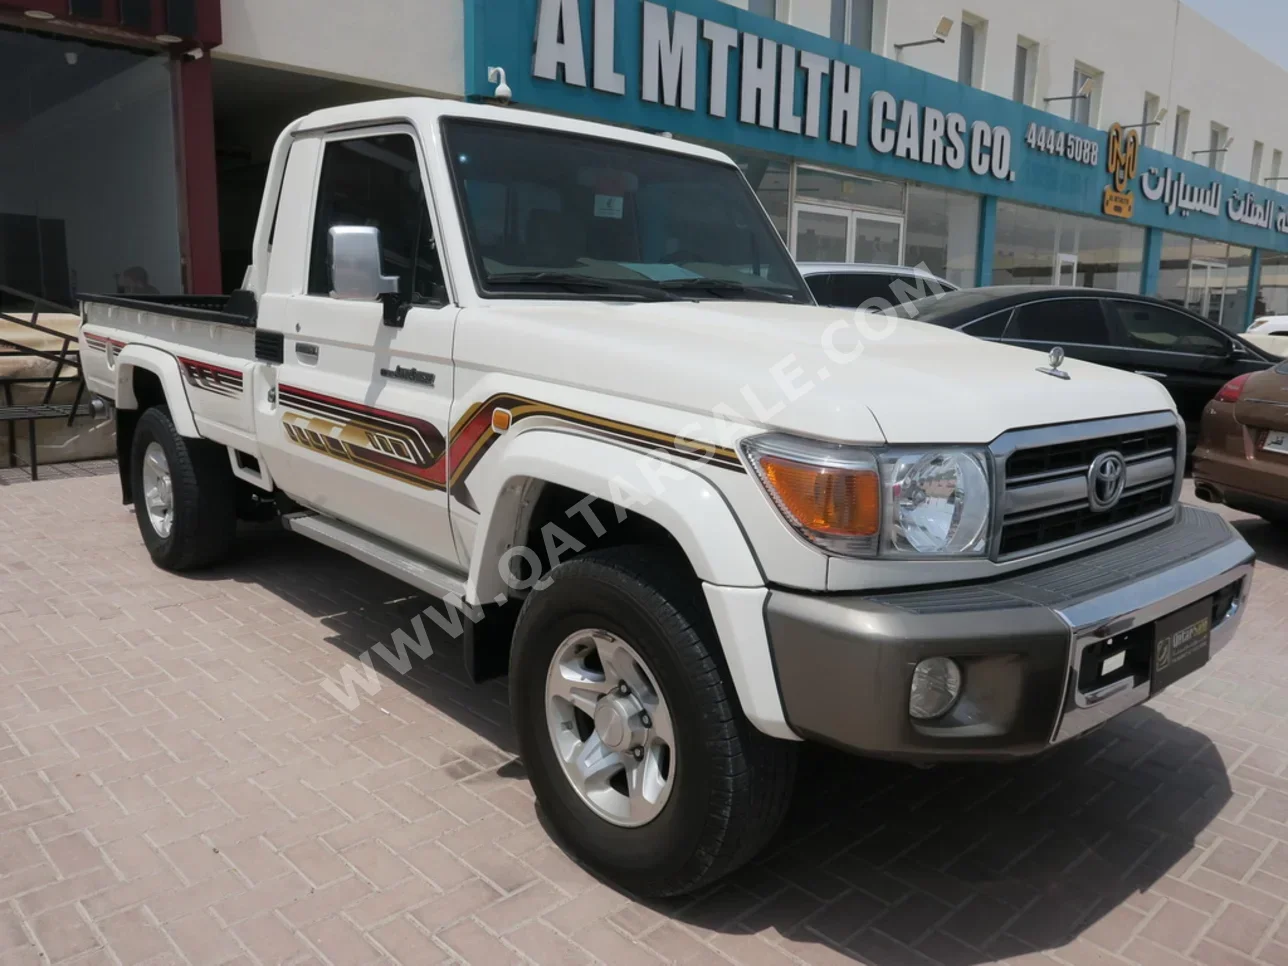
xmin=793 ymin=204 xmax=850 ymax=262
xmin=1055 ymin=253 xmax=1079 ymax=285
xmin=1186 ymin=260 xmax=1228 ymax=324
xmin=792 ymin=204 xmax=905 ymax=264
xmin=851 ymin=212 xmax=904 ymax=265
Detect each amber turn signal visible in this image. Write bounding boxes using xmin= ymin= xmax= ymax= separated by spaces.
xmin=756 ymin=454 xmax=881 ymax=537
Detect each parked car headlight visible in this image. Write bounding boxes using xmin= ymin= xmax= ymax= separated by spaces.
xmin=881 ymin=451 xmax=991 ymax=556
xmin=743 ymin=436 xmax=992 ymax=558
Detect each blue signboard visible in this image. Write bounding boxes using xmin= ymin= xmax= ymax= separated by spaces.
xmin=465 ymin=0 xmax=1288 ymax=254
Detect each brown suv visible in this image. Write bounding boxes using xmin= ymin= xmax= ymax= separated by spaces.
xmin=1193 ymin=361 xmax=1288 ymax=523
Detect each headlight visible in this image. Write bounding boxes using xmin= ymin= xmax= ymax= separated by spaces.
xmin=881 ymin=451 xmax=991 ymax=556
xmin=743 ymin=435 xmax=992 ymax=558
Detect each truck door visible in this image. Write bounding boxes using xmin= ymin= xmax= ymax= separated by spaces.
xmin=254 ymin=126 xmax=460 ymax=568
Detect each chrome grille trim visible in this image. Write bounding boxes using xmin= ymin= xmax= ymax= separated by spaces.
xmin=989 ymin=412 xmax=1184 ymax=561
xmin=1004 ymin=453 xmax=1177 ymax=517
xmin=1006 ymin=446 xmax=1176 ymax=486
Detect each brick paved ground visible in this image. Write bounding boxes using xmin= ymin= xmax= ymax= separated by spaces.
xmin=0 ymin=471 xmax=1285 ymax=966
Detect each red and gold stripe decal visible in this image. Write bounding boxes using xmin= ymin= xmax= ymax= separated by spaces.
xmin=278 ymin=387 xmax=744 ymax=509
xmin=178 ymin=357 xmax=244 ymax=398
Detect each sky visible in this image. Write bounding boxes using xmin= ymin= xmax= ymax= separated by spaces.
xmin=1182 ymin=0 xmax=1288 ymax=70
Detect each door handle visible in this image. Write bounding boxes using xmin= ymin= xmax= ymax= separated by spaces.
xmin=296 ymin=343 xmax=319 ymax=363
xmin=1135 ymin=370 xmax=1168 ymax=380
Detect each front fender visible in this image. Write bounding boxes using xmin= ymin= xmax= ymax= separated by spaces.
xmin=465 ymin=430 xmax=799 ymax=742
xmin=114 ymin=345 xmax=200 ymax=438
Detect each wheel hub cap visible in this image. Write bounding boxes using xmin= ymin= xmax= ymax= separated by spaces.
xmin=141 ymin=442 xmax=174 ymax=539
xmin=545 ymin=629 xmax=676 ymax=828
xmin=593 ymin=695 xmax=644 ymax=753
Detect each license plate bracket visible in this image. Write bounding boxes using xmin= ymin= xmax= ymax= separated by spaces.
xmin=1151 ymin=598 xmax=1213 ymax=694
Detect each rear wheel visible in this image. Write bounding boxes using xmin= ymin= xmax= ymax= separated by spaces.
xmin=510 ymin=546 xmax=797 ymax=897
xmin=131 ymin=407 xmax=236 ymax=571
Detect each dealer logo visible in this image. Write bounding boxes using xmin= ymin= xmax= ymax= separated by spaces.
xmin=1103 ymin=123 xmax=1140 ymax=219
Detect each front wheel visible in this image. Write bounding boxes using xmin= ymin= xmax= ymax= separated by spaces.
xmin=510 ymin=547 xmax=797 ymax=897
xmin=131 ymin=406 xmax=236 ymax=571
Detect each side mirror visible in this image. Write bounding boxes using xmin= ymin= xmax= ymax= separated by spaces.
xmin=329 ymin=226 xmax=400 ymax=301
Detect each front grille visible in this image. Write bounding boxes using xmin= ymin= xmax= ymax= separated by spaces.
xmin=1006 ymin=426 xmax=1177 ymax=481
xmin=999 ymin=484 xmax=1172 ymax=556
xmin=997 ymin=422 xmax=1179 ymax=559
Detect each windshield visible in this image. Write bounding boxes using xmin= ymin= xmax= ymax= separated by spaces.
xmin=442 ymin=119 xmax=812 ymax=304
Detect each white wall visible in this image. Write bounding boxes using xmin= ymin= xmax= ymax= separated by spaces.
xmin=214 ymin=0 xmax=1286 ymax=188
xmin=216 ymin=0 xmax=465 ymax=96
xmin=780 ymin=0 xmax=1288 ymax=185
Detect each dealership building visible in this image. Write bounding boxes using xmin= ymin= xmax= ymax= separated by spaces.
xmin=5 ymin=0 xmax=1288 ymax=331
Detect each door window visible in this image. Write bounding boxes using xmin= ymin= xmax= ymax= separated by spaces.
xmin=1008 ymin=299 xmax=1111 ymax=345
xmin=307 ymin=133 xmax=446 ymax=303
xmin=1107 ymin=300 xmax=1229 ymax=355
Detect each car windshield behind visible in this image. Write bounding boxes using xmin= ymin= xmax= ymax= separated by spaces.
xmin=442 ymin=119 xmax=812 ymax=303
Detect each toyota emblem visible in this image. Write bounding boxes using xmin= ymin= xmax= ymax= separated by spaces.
xmin=1087 ymin=451 xmax=1127 ymax=513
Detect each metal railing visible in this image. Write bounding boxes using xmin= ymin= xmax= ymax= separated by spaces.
xmin=0 ymin=285 xmax=92 ymax=480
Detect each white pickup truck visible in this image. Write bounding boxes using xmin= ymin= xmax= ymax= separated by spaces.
xmin=81 ymin=98 xmax=1255 ymax=897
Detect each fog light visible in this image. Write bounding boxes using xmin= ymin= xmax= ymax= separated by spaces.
xmin=909 ymin=657 xmax=962 ymax=720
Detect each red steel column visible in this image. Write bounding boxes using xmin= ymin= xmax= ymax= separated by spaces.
xmin=172 ymin=51 xmax=221 ymax=294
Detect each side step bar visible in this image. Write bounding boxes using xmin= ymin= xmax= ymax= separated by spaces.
xmin=281 ymin=512 xmax=467 ymax=600
xmin=280 ymin=512 xmax=516 ymax=684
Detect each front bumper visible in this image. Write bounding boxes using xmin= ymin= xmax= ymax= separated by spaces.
xmin=766 ymin=506 xmax=1254 ymax=760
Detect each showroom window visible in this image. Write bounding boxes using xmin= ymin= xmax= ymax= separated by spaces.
xmin=1158 ymin=234 xmax=1253 ymax=331
xmin=1256 ymin=252 xmax=1288 ymax=318
xmin=792 ymin=167 xmax=904 ymax=265
xmin=0 ymin=28 xmax=181 ymax=310
xmin=993 ymin=202 xmax=1144 ymax=291
xmin=905 ymin=184 xmax=979 ymax=288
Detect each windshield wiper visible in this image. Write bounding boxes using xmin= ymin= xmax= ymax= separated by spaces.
xmin=485 ymin=271 xmax=680 ymax=301
xmin=656 ymin=278 xmax=799 ymax=303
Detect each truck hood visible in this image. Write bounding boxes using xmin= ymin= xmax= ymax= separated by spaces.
xmin=460 ymin=300 xmax=1177 ymax=444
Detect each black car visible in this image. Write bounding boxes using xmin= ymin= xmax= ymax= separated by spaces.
xmin=896 ymin=286 xmax=1277 ymax=441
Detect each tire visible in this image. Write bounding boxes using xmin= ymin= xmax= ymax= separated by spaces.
xmin=509 ymin=546 xmax=797 ymax=897
xmin=131 ymin=406 xmax=236 ymax=571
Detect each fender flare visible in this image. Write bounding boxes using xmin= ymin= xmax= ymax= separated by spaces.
xmin=465 ymin=430 xmax=798 ymax=741
xmin=467 ymin=430 xmax=762 ymax=600
xmin=114 ymin=345 xmax=200 ymax=438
